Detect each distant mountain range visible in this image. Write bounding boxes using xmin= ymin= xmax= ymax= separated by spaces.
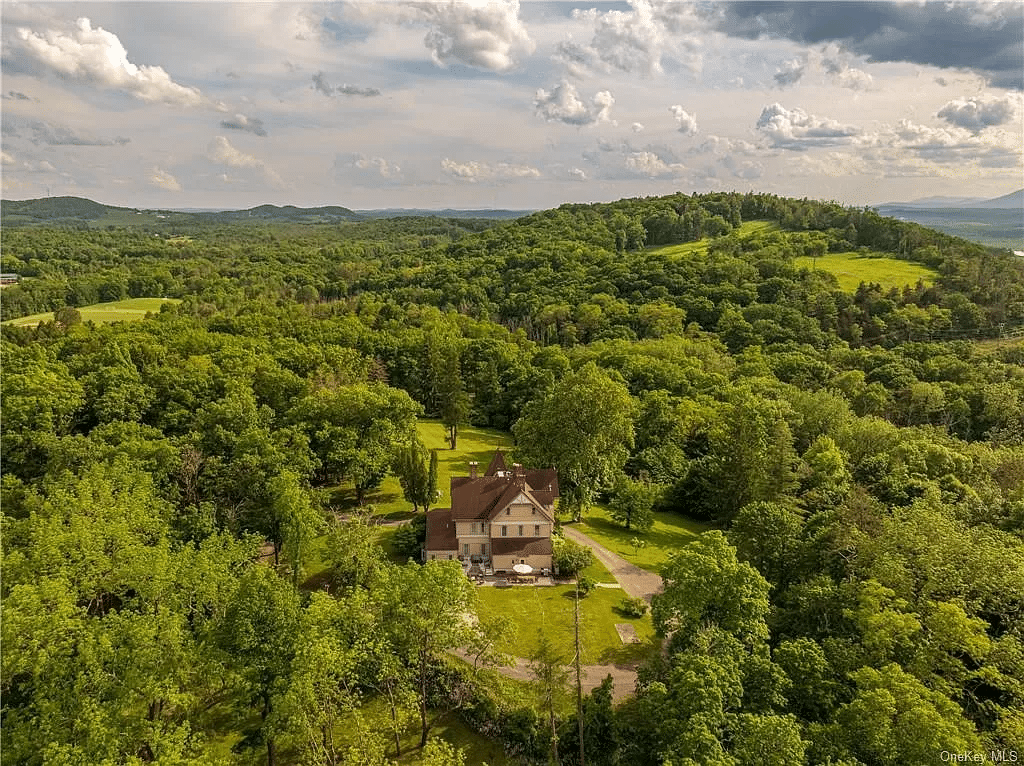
xmin=879 ymin=189 xmax=1023 ymax=210
xmin=0 ymin=196 xmax=532 ymax=226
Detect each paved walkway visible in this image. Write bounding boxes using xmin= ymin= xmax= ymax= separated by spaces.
xmin=561 ymin=526 xmax=664 ymax=603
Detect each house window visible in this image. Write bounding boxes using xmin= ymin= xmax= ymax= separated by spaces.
xmin=481 ymin=543 xmax=488 ymax=555
xmin=471 ymin=522 xmax=476 ymax=534
xmin=534 ymin=524 xmax=540 ymax=536
xmin=502 ymin=526 xmax=507 ymax=537
xmin=463 ymin=543 xmax=469 ymax=555
xmin=518 ymin=525 xmax=523 ymax=536
xmin=506 ymin=508 xmax=510 ymax=515
xmin=448 ymin=555 xmax=453 ymax=560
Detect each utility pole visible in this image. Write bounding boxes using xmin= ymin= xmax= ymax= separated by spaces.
xmin=575 ymin=579 xmax=585 ymax=766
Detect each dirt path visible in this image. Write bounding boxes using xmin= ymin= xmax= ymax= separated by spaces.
xmin=451 ymin=650 xmax=640 ymax=702
xmin=561 ymin=526 xmax=663 ymax=603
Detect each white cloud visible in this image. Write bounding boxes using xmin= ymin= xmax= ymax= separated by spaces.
xmin=354 ymin=155 xmax=401 ymax=178
xmin=150 ymin=167 xmax=181 ymax=191
xmin=208 ymin=136 xmax=284 ymax=187
xmin=356 ymin=0 xmax=535 ymax=72
xmin=774 ymin=57 xmax=806 ymax=87
xmin=631 ymin=122 xmax=644 ymax=133
xmin=534 ymin=81 xmax=614 ymax=126
xmin=836 ymin=67 xmax=873 ymax=91
xmin=568 ymin=167 xmax=587 ymax=180
xmin=0 ymin=151 xmax=15 ymax=166
xmin=14 ymin=18 xmax=205 ymax=107
xmin=220 ymin=114 xmax=267 ymax=137
xmin=936 ymin=94 xmax=1021 ymax=132
xmin=624 ymin=150 xmax=686 ymax=178
xmin=669 ymin=105 xmax=698 ymax=135
xmin=312 ymin=73 xmax=381 ymax=98
xmin=441 ymin=158 xmax=540 ymax=182
xmin=756 ymin=103 xmax=861 ymax=150
xmin=560 ymin=0 xmax=702 ymax=76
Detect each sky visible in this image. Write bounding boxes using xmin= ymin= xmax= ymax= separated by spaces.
xmin=1 ymin=0 xmax=1022 ymax=210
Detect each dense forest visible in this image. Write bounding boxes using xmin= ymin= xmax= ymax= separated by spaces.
xmin=2 ymin=191 xmax=1023 ymax=765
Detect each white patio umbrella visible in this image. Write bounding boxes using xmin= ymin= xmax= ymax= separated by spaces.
xmin=513 ymin=563 xmax=533 ymax=575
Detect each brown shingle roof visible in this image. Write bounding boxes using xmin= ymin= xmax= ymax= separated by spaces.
xmin=490 ymin=536 xmax=553 ymax=557
xmin=425 ymin=508 xmax=458 ymax=551
xmin=484 ymin=449 xmax=507 ymax=476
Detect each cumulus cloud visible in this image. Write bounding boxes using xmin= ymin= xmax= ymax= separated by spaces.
xmin=312 ymin=73 xmax=381 ymax=97
xmin=756 ymin=103 xmax=861 ymax=150
xmin=624 ymin=150 xmax=686 ymax=178
xmin=936 ymin=94 xmax=1021 ymax=132
xmin=708 ymin=2 xmax=1023 ymax=90
xmin=220 ymin=114 xmax=267 ymax=137
xmin=631 ymin=122 xmax=644 ymax=133
xmin=567 ymin=167 xmax=587 ymax=180
xmin=836 ymin=67 xmax=873 ymax=91
xmin=208 ymin=135 xmax=284 ymax=187
xmin=354 ymin=0 xmax=535 ymax=72
xmin=534 ymin=81 xmax=614 ymax=126
xmin=558 ymin=0 xmax=702 ymax=77
xmin=774 ymin=57 xmax=806 ymax=87
xmin=441 ymin=158 xmax=540 ymax=182
xmin=26 ymin=120 xmax=129 ymax=146
xmin=150 ymin=167 xmax=181 ymax=191
xmin=1 ymin=151 xmax=17 ymax=165
xmin=344 ymin=153 xmax=402 ymax=178
xmin=12 ymin=17 xmax=205 ymax=106
xmin=669 ymin=105 xmax=698 ymax=135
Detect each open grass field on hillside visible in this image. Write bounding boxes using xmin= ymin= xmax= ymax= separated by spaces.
xmin=2 ymin=297 xmax=181 ymax=327
xmin=794 ymin=251 xmax=937 ymax=292
xmin=331 ymin=419 xmax=515 ymax=517
xmin=647 ymin=220 xmax=779 ymax=260
xmin=565 ymin=505 xmax=710 ymax=573
xmin=476 ymin=582 xmax=657 ymax=665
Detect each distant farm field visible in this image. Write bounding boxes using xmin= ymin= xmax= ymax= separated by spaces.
xmin=794 ymin=251 xmax=937 ymax=291
xmin=2 ymin=297 xmax=180 ymax=327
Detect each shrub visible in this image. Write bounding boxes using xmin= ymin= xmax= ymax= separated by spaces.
xmin=576 ymin=575 xmax=595 ymax=597
xmin=553 ymin=535 xmax=594 ymax=577
xmin=620 ymin=595 xmax=649 ymax=617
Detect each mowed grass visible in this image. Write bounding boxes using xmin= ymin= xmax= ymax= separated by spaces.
xmin=331 ymin=419 xmax=515 ymax=517
xmin=566 ymin=504 xmax=710 ymax=573
xmin=2 ymin=297 xmax=181 ymax=327
xmin=476 ymin=583 xmax=658 ymax=665
xmin=795 ymin=251 xmax=936 ymax=292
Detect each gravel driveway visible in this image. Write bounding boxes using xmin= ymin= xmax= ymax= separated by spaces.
xmin=561 ymin=526 xmax=663 ymax=603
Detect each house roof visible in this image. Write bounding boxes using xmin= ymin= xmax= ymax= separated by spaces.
xmin=484 ymin=449 xmax=507 ymax=476
xmin=425 ymin=508 xmax=458 ymax=551
xmin=448 ymin=449 xmax=559 ymax=521
xmin=490 ymin=536 xmax=553 ymax=557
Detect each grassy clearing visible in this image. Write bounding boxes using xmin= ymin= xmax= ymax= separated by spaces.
xmin=565 ymin=504 xmax=710 ymax=573
xmin=476 ymin=583 xmax=658 ymax=665
xmin=330 ymin=419 xmax=515 ymax=517
xmin=2 ymin=297 xmax=181 ymax=327
xmin=794 ymin=251 xmax=936 ymax=292
xmin=646 ymin=220 xmax=780 ymax=260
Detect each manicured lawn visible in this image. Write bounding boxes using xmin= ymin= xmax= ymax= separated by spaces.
xmin=2 ymin=297 xmax=181 ymax=327
xmin=566 ymin=504 xmax=710 ymax=573
xmin=794 ymin=250 xmax=936 ymax=292
xmin=331 ymin=419 xmax=514 ymax=517
xmin=476 ymin=583 xmax=658 ymax=665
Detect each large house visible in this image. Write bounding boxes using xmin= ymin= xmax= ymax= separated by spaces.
xmin=425 ymin=450 xmax=558 ymax=573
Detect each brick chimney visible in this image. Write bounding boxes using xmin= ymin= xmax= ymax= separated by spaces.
xmin=512 ymin=463 xmax=526 ymax=489
xmin=469 ymin=461 xmax=478 ymax=479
